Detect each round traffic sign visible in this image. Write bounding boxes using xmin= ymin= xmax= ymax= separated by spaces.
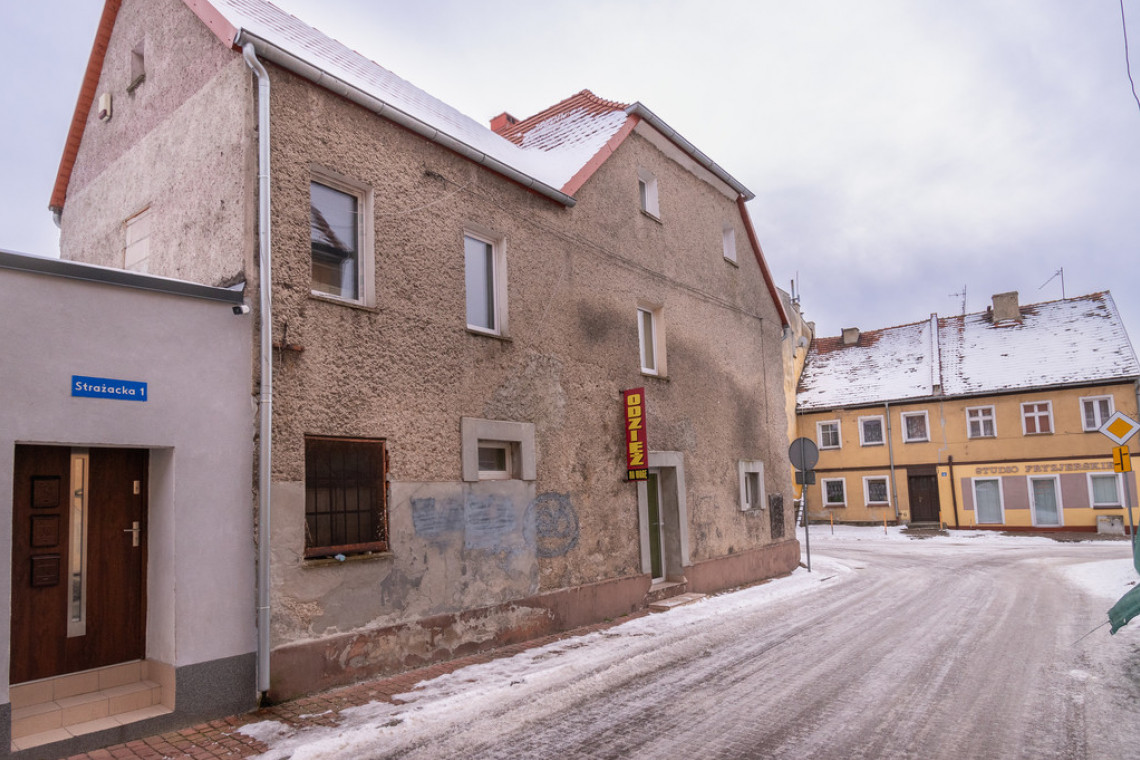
xmin=788 ymin=437 xmax=819 ymax=471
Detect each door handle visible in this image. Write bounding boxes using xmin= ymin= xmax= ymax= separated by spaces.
xmin=123 ymin=521 xmax=140 ymax=547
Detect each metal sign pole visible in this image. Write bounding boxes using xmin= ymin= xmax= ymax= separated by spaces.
xmin=802 ymin=477 xmax=811 ymax=572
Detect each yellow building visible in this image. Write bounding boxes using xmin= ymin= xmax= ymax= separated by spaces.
xmin=795 ymin=291 xmax=1139 ymax=532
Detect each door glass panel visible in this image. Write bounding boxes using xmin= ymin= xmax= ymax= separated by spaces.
xmin=647 ymin=473 xmax=663 ymax=581
xmin=974 ymin=479 xmax=1002 ymax=523
xmin=1031 ymin=478 xmax=1060 ymax=526
xmin=68 ymin=449 xmax=90 ymax=638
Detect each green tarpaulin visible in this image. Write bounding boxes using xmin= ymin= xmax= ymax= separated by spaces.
xmin=1108 ymin=535 xmax=1140 ymax=635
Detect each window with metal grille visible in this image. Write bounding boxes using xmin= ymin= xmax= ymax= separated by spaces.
xmin=305 ymin=436 xmax=388 ymax=559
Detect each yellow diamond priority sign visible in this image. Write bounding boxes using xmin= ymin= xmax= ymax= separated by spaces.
xmin=1100 ymin=411 xmax=1140 ymax=446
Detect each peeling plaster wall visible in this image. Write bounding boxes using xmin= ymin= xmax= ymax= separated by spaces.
xmin=59 ymin=0 xmax=255 ymax=289
xmin=265 ymin=64 xmax=795 ymax=653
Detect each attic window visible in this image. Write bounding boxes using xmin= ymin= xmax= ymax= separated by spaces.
xmin=637 ymin=169 xmax=659 ymax=218
xmin=128 ymin=42 xmax=146 ymax=92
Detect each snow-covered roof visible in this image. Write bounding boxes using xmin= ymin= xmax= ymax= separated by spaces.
xmin=797 ymin=292 xmax=1140 ymax=411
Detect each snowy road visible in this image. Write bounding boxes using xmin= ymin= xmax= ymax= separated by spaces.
xmin=244 ymin=529 xmax=1140 ymax=759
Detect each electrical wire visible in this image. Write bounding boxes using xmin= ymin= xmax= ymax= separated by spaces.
xmin=1122 ymin=0 xmax=1140 ymax=115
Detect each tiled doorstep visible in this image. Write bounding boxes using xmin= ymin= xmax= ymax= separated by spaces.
xmin=10 ymin=681 xmax=168 ymax=751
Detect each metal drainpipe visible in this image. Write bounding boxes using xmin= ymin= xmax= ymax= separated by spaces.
xmin=885 ymin=401 xmax=900 ymax=521
xmin=948 ymin=455 xmax=960 ymax=529
xmin=243 ymin=42 xmax=273 ymax=700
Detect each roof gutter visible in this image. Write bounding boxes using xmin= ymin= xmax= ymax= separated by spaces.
xmin=232 ymin=31 xmax=576 ymax=208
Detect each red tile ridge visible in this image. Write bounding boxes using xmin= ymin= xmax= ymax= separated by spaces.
xmin=497 ymin=89 xmax=630 ymax=145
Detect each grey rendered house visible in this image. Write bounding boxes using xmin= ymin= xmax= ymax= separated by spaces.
xmin=50 ymin=0 xmax=800 ymax=710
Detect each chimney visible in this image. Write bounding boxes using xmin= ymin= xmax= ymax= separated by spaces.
xmin=991 ymin=291 xmax=1021 ymax=324
xmin=490 ymin=112 xmax=518 ymax=134
xmin=841 ymin=327 xmax=860 ymax=346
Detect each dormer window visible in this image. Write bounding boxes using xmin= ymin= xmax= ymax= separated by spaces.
xmin=637 ymin=168 xmax=659 ymax=218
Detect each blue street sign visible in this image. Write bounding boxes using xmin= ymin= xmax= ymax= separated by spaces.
xmin=71 ymin=375 xmax=148 ymax=402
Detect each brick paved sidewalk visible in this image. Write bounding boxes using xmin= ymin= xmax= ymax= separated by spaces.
xmin=61 ymin=612 xmax=649 ymax=760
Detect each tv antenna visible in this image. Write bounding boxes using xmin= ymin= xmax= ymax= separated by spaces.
xmin=949 ymin=285 xmax=967 ymax=316
xmin=1038 ymin=268 xmax=1065 ymax=299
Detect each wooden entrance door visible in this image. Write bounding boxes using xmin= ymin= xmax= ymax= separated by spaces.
xmin=646 ymin=472 xmax=665 ymax=581
xmin=907 ymin=473 xmax=941 ymax=523
xmin=11 ymin=445 xmax=147 ymax=684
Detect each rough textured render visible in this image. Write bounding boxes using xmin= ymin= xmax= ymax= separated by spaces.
xmin=798 ymin=291 xmax=1139 ymax=411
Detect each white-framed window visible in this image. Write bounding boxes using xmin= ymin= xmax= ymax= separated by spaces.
xmin=901 ymin=411 xmax=929 ymax=442
xmin=128 ymin=40 xmax=146 ymax=92
xmin=738 ymin=460 xmax=765 ymax=511
xmin=460 ymin=418 xmax=536 ymax=482
xmin=476 ymin=441 xmax=516 ymax=480
xmin=722 ymin=224 xmax=737 ymax=264
xmin=464 ymin=231 xmax=507 ymax=336
xmin=966 ymin=406 xmax=996 ymax=439
xmin=1021 ymin=401 xmax=1053 ymax=435
xmin=310 ymin=173 xmax=373 ymax=305
xmin=123 ymin=207 xmax=153 ymax=272
xmin=1081 ymin=396 xmax=1114 ymax=432
xmin=859 ymin=416 xmax=884 ymax=446
xmin=863 ymin=476 xmax=890 ymax=506
xmin=637 ymin=306 xmax=665 ymax=375
xmin=822 ymin=478 xmax=846 ymax=507
xmin=1088 ymin=472 xmax=1123 ymax=508
xmin=972 ymin=478 xmax=1004 ymax=524
xmin=637 ymin=168 xmax=660 ymax=218
xmin=817 ymin=420 xmax=841 ymax=449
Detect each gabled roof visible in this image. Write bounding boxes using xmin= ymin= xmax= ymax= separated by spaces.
xmin=51 ymin=0 xmax=789 ymax=327
xmin=51 ymin=0 xmax=750 ymax=210
xmin=797 ymin=292 xmax=1140 ymax=411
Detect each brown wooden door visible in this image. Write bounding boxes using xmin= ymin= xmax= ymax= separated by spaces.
xmin=907 ymin=474 xmax=941 ymax=523
xmin=11 ymin=445 xmax=147 ymax=684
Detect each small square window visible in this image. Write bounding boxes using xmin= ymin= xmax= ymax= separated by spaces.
xmin=722 ymin=225 xmax=737 ymax=264
xmin=822 ymin=478 xmax=846 ymax=507
xmin=738 ymin=460 xmax=765 ymax=511
xmin=311 ymin=176 xmax=372 ymax=304
xmin=465 ymin=232 xmax=507 ymax=335
xmin=1088 ymin=473 xmax=1122 ymax=508
xmin=1081 ymin=396 xmax=1114 ymax=431
xmin=863 ymin=476 xmax=890 ymax=505
xmin=901 ymin=411 xmax=929 ymax=442
xmin=304 ymin=436 xmax=388 ymax=559
xmin=638 ymin=306 xmax=665 ymax=375
xmin=476 ymin=441 xmax=516 ymax=480
xmin=1021 ymin=401 xmax=1053 ymax=435
xmin=966 ymin=406 xmax=996 ymax=439
xmin=637 ymin=168 xmax=659 ymax=218
xmin=817 ymin=420 xmax=841 ymax=449
xmin=859 ymin=416 xmax=884 ymax=446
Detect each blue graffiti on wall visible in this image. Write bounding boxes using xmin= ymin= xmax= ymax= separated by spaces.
xmin=411 ymin=497 xmax=464 ymax=539
xmin=527 ymin=492 xmax=579 ymax=558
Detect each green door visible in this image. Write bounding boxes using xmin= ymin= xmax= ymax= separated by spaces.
xmin=647 ymin=472 xmax=664 ymax=581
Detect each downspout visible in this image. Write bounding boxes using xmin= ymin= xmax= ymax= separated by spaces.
xmin=948 ymin=455 xmax=960 ymax=529
xmin=885 ymin=401 xmax=900 ymax=521
xmin=243 ymin=42 xmax=273 ymax=701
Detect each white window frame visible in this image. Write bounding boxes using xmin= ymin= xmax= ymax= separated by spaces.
xmin=464 ymin=230 xmax=508 ymax=336
xmin=901 ymin=411 xmax=930 ymax=443
xmin=966 ymin=406 xmax=996 ymax=439
xmin=475 ymin=440 xmax=515 ymax=480
xmin=310 ymin=171 xmax=374 ymax=306
xmin=738 ymin=460 xmax=765 ymax=511
xmin=1080 ymin=395 xmax=1115 ymax=432
xmin=124 ymin=207 xmax=153 ymax=273
xmin=1087 ymin=472 xmax=1123 ymax=508
xmin=460 ymin=418 xmax=536 ymax=482
xmin=1021 ymin=401 xmax=1053 ymax=436
xmin=862 ymin=476 xmax=890 ymax=506
xmin=971 ymin=477 xmax=1005 ymax=524
xmin=637 ymin=168 xmax=660 ymax=218
xmin=858 ymin=415 xmax=885 ymax=446
xmin=1027 ymin=474 xmax=1064 ymax=527
xmin=722 ymin=224 xmax=737 ymax=264
xmin=822 ymin=478 xmax=847 ymax=507
xmin=637 ymin=305 xmax=665 ymax=376
xmin=817 ymin=420 xmax=841 ymax=450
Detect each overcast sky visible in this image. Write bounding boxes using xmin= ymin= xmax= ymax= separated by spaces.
xmin=3 ymin=1 xmax=1138 ymax=347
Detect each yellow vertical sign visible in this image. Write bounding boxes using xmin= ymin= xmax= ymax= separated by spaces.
xmin=1113 ymin=445 xmax=1132 ymax=473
